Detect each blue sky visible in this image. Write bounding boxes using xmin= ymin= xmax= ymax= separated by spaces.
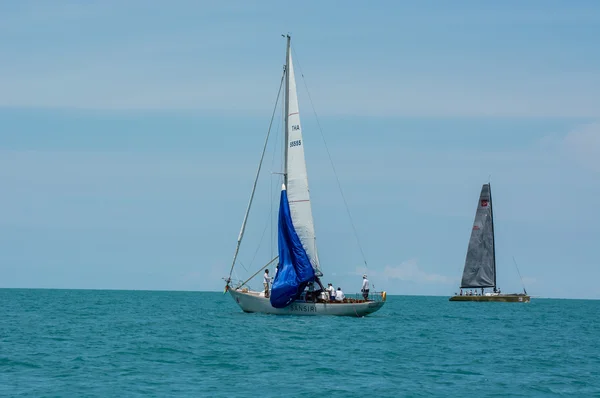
xmin=1 ymin=1 xmax=599 ymax=298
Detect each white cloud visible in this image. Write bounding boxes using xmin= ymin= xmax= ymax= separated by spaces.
xmin=2 ymin=69 xmax=599 ymax=118
xmin=384 ymin=259 xmax=455 ymax=284
xmin=563 ymin=122 xmax=600 ymax=173
xmin=521 ymin=277 xmax=537 ymax=286
xmin=356 ymin=259 xmax=456 ymax=285
xmin=1 ymin=3 xmax=599 ymax=118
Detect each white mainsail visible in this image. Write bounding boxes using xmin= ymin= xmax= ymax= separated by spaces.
xmin=285 ymin=50 xmax=321 ymax=275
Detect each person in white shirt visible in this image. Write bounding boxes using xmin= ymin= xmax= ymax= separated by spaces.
xmin=361 ymin=274 xmax=370 ymax=300
xmin=263 ymin=269 xmax=271 ymax=298
xmin=335 ymin=287 xmax=345 ymax=302
xmin=326 ymin=283 xmax=335 ymax=301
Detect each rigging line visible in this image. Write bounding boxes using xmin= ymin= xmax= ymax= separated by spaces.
xmin=238 ymin=256 xmax=279 ymax=289
xmin=270 ymin=175 xmax=281 ymax=259
xmin=270 ymin=167 xmax=273 ymax=259
xmin=270 ymin=81 xmax=283 ymax=171
xmin=248 ymin=206 xmax=274 ymax=269
xmin=270 ymin=81 xmax=284 ymax=259
xmin=512 ymin=256 xmax=527 ymax=294
xmin=237 ymin=260 xmax=249 ymax=273
xmin=227 ymin=71 xmax=286 ymax=283
xmin=292 ymin=47 xmax=369 ymax=268
xmin=232 ymin=268 xmax=241 ymax=286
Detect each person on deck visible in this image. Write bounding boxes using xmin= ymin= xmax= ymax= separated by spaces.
xmin=306 ymin=283 xmax=315 ymax=302
xmin=263 ymin=269 xmax=271 ymax=298
xmin=327 ymin=283 xmax=335 ymax=301
xmin=361 ymin=274 xmax=370 ymax=300
xmin=335 ymin=287 xmax=345 ymax=302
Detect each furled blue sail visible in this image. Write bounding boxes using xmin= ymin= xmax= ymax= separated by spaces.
xmin=270 ymin=186 xmax=316 ymax=308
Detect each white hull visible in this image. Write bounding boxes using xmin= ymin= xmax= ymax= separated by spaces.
xmin=228 ymin=288 xmax=385 ymax=317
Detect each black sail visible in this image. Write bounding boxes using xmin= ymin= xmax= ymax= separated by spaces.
xmin=460 ymin=183 xmax=496 ymax=289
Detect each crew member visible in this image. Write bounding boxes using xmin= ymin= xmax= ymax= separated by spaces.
xmin=361 ymin=274 xmax=370 ymax=300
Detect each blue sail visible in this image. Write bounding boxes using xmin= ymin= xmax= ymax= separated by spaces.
xmin=270 ymin=187 xmax=316 ymax=308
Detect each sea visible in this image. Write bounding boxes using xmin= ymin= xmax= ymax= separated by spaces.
xmin=1 ymin=289 xmax=598 ymax=397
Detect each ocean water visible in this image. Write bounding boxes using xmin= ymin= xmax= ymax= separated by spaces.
xmin=1 ymin=289 xmax=599 ymax=397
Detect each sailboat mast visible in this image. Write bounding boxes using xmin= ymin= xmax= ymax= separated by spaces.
xmin=489 ymin=183 xmax=497 ymax=289
xmin=283 ymin=34 xmax=291 ymax=186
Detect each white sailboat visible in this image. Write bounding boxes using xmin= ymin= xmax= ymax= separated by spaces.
xmin=224 ymin=35 xmax=386 ymax=316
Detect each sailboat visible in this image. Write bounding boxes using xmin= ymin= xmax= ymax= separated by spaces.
xmin=449 ymin=183 xmax=530 ymax=302
xmin=224 ymin=35 xmax=386 ymax=316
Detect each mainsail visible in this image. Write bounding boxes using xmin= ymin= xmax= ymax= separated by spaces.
xmin=270 ymin=186 xmax=316 ymax=308
xmin=460 ymin=183 xmax=496 ymax=288
xmin=284 ymin=46 xmax=322 ymax=276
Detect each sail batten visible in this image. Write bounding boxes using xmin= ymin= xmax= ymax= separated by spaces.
xmin=460 ymin=183 xmax=496 ymax=289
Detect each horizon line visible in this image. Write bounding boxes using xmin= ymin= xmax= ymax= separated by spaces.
xmin=0 ymin=287 xmax=596 ymax=300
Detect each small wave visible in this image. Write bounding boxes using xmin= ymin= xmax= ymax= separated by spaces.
xmin=0 ymin=357 xmax=42 ymax=369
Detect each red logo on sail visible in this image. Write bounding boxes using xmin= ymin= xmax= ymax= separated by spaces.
xmin=481 ymin=200 xmax=488 ymax=207
xmin=473 ymin=225 xmax=480 ymax=230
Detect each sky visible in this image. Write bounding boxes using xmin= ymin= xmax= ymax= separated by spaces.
xmin=1 ymin=1 xmax=599 ymax=298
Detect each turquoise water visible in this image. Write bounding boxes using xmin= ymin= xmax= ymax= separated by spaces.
xmin=1 ymin=289 xmax=598 ymax=397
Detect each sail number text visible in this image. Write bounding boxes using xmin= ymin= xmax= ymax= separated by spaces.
xmin=289 ymin=140 xmax=302 ymax=147
xmin=291 ymin=125 xmax=300 ymax=131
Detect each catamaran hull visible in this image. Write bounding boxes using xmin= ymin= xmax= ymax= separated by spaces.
xmin=228 ymin=289 xmax=385 ymax=317
xmin=449 ymin=294 xmax=530 ymax=303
